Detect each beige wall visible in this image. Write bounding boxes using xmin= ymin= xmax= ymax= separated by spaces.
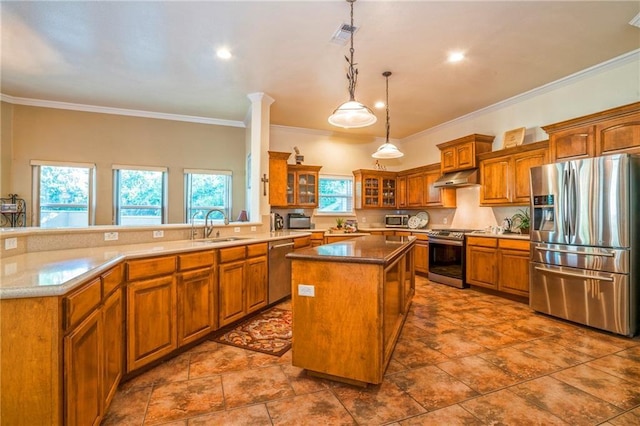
xmin=9 ymin=105 xmax=247 ymax=225
xmin=1 ymin=102 xmax=13 ymax=195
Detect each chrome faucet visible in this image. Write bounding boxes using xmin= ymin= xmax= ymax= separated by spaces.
xmin=204 ymin=208 xmax=229 ymax=238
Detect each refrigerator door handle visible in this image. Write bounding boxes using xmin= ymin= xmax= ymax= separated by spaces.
xmin=533 ymin=266 xmax=614 ymax=282
xmin=562 ymin=168 xmax=570 ymax=239
xmin=534 ymin=246 xmax=615 ymax=257
xmin=568 ymin=165 xmax=577 ymax=239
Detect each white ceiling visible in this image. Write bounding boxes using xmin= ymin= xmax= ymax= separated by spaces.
xmin=2 ymin=1 xmax=639 ymax=139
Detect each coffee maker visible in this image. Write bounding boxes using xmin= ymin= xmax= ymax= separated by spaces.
xmin=270 ymin=213 xmax=284 ymax=231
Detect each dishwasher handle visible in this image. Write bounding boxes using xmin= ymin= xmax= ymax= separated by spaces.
xmin=270 ymin=242 xmax=295 ymax=250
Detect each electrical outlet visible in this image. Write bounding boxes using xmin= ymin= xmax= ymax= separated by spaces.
xmin=443 ymin=218 xmax=448 ymax=225
xmin=153 ymin=230 xmax=164 ymax=238
xmin=361 ymin=217 xmax=367 ymax=223
xmin=104 ymin=232 xmax=119 ymax=241
xmin=4 ymin=238 xmax=17 ymax=250
xmin=298 ymin=284 xmax=315 ymax=297
xmin=251 ymin=226 xmax=257 ymax=232
xmin=234 ymin=227 xmax=240 ymax=233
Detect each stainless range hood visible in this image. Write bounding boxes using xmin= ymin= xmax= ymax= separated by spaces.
xmin=433 ymin=169 xmax=479 ymax=188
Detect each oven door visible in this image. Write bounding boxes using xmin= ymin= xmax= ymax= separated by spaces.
xmin=427 ymin=237 xmax=466 ymax=288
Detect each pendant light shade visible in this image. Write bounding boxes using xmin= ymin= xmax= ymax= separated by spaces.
xmin=372 ymin=71 xmax=403 ymax=159
xmin=328 ymin=0 xmax=377 ymax=129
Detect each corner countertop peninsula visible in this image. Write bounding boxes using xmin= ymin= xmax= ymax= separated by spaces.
xmin=287 ymin=235 xmax=416 ymax=385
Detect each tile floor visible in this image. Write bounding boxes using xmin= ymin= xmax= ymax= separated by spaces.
xmin=103 ymin=276 xmax=640 ymax=425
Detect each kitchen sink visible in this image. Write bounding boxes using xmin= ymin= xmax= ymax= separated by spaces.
xmin=198 ymin=236 xmax=252 ymax=243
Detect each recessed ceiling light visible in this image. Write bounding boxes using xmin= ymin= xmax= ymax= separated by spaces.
xmin=448 ymin=51 xmax=465 ymax=63
xmin=375 ymin=101 xmax=385 ymax=109
xmin=216 ymin=48 xmax=232 ymax=60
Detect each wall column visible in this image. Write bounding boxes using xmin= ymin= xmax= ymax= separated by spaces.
xmin=246 ymin=92 xmax=274 ymax=223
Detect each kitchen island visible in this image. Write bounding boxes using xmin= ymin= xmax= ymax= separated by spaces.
xmin=287 ymin=234 xmax=415 ymax=386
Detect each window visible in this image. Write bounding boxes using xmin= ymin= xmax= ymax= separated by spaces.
xmin=318 ymin=175 xmax=353 ymax=214
xmin=185 ymin=169 xmax=232 ymax=223
xmin=31 ymin=161 xmax=95 ymax=228
xmin=113 ymin=166 xmax=167 ymax=225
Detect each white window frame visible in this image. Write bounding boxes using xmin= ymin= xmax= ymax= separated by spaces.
xmin=113 ymin=164 xmax=168 ymax=225
xmin=184 ymin=168 xmax=232 ymax=224
xmin=317 ymin=174 xmax=354 ymax=215
xmin=31 ymin=160 xmax=96 ymax=227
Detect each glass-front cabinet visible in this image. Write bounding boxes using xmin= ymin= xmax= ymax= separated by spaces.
xmin=286 ymin=165 xmax=322 ymax=208
xmin=353 ymin=170 xmax=397 ymax=209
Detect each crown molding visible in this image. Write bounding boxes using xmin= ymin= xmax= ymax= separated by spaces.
xmin=403 ymin=48 xmax=640 ymax=142
xmin=0 ymin=94 xmax=246 ymax=128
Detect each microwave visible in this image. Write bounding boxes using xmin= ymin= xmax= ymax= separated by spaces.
xmin=385 ymin=214 xmax=409 ymax=228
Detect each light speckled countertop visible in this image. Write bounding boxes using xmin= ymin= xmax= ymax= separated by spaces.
xmin=0 ymin=231 xmax=309 ymax=300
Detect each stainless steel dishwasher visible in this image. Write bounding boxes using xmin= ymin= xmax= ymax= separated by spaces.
xmin=268 ymin=239 xmax=295 ymax=304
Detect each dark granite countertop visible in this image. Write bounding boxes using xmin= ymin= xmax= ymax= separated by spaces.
xmin=286 ymin=234 xmax=416 ymax=265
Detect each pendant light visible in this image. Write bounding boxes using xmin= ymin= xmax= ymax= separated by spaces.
xmin=372 ymin=71 xmax=404 ymax=159
xmin=328 ymin=0 xmax=377 ymax=129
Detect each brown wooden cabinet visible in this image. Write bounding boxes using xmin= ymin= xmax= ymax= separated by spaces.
xmin=353 ymin=170 xmax=397 ymax=209
xmin=396 ymin=175 xmax=407 ymax=208
xmin=63 ymin=265 xmax=124 ymax=426
xmin=479 ymin=141 xmax=549 ymax=206
xmin=176 ymin=251 xmax=216 ymax=346
xmin=287 ymin=165 xmax=322 ymax=207
xmin=397 ymin=164 xmax=456 ymax=209
xmin=466 ymin=236 xmax=530 ymax=297
xmin=544 ymin=102 xmax=640 ymax=162
xmin=437 ymin=134 xmax=494 ymax=173
xmin=412 ymin=233 xmax=429 ymax=275
xmin=268 ymin=151 xmax=291 ymax=206
xmin=126 ymin=256 xmax=177 ymax=372
xmin=268 ymin=151 xmax=322 ymax=208
xmin=218 ymin=243 xmax=268 ymax=327
xmin=65 ymin=308 xmax=102 ymax=426
xmin=310 ymin=231 xmax=325 ymax=247
xmin=466 ymin=237 xmax=498 ymax=290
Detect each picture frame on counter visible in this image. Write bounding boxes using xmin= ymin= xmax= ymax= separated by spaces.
xmin=503 ymin=127 xmax=526 ymax=149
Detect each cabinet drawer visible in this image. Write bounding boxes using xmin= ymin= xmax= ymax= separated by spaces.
xmin=127 ymin=256 xmax=176 ymax=281
xmin=246 ymin=243 xmax=268 ymax=258
xmin=294 ymin=236 xmax=311 ymax=249
xmin=178 ymin=250 xmax=215 ymax=271
xmin=102 ymin=263 xmax=123 ymax=296
xmin=498 ymin=238 xmax=530 ymax=251
xmin=412 ymin=233 xmax=429 ymax=241
xmin=219 ymin=245 xmax=246 ymax=263
xmin=64 ymin=277 xmax=102 ymax=330
xmin=466 ymin=236 xmax=498 ymax=248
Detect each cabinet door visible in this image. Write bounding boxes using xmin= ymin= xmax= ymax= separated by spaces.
xmin=65 ymin=309 xmax=103 ymax=426
xmin=246 ymin=255 xmax=268 ymax=314
xmin=480 ymin=156 xmax=511 ymax=205
xmin=102 ymin=288 xmax=123 ymax=411
xmin=466 ymin=245 xmax=498 ymax=289
xmin=296 ymin=172 xmax=317 ymax=206
xmin=396 ymin=176 xmax=407 ymax=208
xmin=381 ymin=178 xmax=396 ymax=208
xmin=513 ymin=148 xmax=548 ymax=204
xmin=423 ymin=169 xmax=456 ymax=207
xmin=550 ymin=124 xmax=594 ymax=162
xmin=456 ymin=142 xmax=475 ymax=170
xmin=498 ymin=249 xmax=530 ymax=297
xmin=127 ymin=275 xmax=177 ymax=372
xmin=406 ymin=173 xmax=424 ymax=207
xmin=596 ymin=111 xmax=640 ymax=156
xmin=383 ymin=258 xmax=404 ymax=365
xmin=269 ymin=151 xmax=290 ymax=206
xmin=414 ymin=243 xmax=428 ymax=274
xmin=219 ymin=260 xmax=246 ymax=326
xmin=441 ymin=147 xmax=456 ymax=172
xmin=177 ymin=268 xmax=215 ymax=346
xmin=363 ymin=176 xmax=380 ymax=207
xmin=286 ymin=171 xmax=295 ymax=205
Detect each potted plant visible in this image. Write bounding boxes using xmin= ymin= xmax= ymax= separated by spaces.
xmin=511 ymin=208 xmax=530 ymax=234
xmin=335 ymin=218 xmax=344 ymax=229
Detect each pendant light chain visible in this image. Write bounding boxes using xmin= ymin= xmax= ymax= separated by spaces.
xmin=347 ymin=0 xmax=357 ymax=101
xmin=385 ymin=72 xmax=390 ymax=143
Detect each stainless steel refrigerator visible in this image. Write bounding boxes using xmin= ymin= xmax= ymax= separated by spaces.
xmin=529 ymin=153 xmax=639 ymax=336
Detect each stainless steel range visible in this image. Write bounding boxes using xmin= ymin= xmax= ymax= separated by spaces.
xmin=426 ymin=229 xmax=473 ymax=288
